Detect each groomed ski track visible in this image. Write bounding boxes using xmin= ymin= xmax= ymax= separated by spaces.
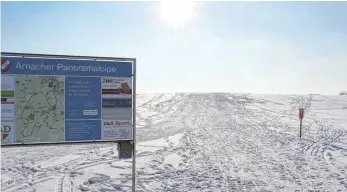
xmin=1 ymin=93 xmax=347 ymax=192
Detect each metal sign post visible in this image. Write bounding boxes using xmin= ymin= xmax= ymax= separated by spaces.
xmin=132 ymin=59 xmax=136 ymax=192
xmin=299 ymin=108 xmax=304 ymax=138
xmin=1 ymin=52 xmax=137 ymax=192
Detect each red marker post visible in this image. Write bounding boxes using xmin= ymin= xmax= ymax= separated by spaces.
xmin=299 ymin=108 xmax=304 ymax=138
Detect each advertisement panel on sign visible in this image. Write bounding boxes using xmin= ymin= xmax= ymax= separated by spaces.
xmin=102 ymin=119 xmax=133 ymax=140
xmin=0 ymin=53 xmax=135 ymax=145
xmin=1 ymin=122 xmax=15 ymax=144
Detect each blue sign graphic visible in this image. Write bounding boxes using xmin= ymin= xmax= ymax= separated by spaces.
xmin=65 ymin=77 xmax=102 ymax=120
xmin=1 ymin=56 xmax=132 ymax=77
xmin=65 ymin=120 xmax=102 ymax=141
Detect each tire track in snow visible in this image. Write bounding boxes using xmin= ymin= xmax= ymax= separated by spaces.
xmin=56 ymin=144 xmax=118 ymax=192
xmin=2 ymin=93 xmax=347 ymax=191
xmin=174 ymin=94 xmax=263 ymax=191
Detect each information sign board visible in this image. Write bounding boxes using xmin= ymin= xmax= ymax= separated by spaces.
xmin=1 ymin=53 xmax=135 ymax=145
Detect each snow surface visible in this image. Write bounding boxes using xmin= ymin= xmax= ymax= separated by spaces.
xmin=1 ymin=93 xmax=347 ymax=191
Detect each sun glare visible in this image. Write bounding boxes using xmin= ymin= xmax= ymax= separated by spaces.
xmin=159 ymin=0 xmax=195 ymax=28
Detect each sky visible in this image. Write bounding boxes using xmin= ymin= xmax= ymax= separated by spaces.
xmin=1 ymin=1 xmax=347 ymax=95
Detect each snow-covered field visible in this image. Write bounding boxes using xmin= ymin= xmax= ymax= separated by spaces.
xmin=1 ymin=93 xmax=347 ymax=192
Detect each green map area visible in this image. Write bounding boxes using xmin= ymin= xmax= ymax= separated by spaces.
xmin=15 ymin=76 xmax=65 ymax=143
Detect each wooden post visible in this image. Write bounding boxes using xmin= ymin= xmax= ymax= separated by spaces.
xmin=299 ymin=119 xmax=302 ymax=138
xmin=299 ymin=108 xmax=304 ymax=138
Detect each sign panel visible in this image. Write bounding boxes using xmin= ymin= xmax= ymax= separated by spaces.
xmin=118 ymin=141 xmax=133 ymax=159
xmin=1 ymin=54 xmax=135 ymax=145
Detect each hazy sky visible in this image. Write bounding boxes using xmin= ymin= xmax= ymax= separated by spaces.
xmin=2 ymin=1 xmax=347 ymax=95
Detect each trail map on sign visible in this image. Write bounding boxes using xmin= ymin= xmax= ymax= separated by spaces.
xmin=15 ymin=76 xmax=65 ymax=143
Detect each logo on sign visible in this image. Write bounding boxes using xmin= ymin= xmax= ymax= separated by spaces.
xmin=104 ymin=120 xmax=131 ymax=126
xmin=1 ymin=59 xmax=11 ymax=72
xmin=1 ymin=124 xmax=12 ymax=140
xmin=1 ymin=107 xmax=13 ymax=113
xmin=1 ymin=124 xmax=11 ymax=133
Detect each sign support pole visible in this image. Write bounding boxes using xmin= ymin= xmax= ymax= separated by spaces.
xmin=132 ymin=59 xmax=136 ymax=192
xmin=299 ymin=119 xmax=302 ymax=138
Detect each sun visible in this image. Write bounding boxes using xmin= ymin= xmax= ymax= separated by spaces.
xmin=158 ymin=0 xmax=196 ymax=28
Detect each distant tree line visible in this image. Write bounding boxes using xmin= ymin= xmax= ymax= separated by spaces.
xmin=339 ymin=91 xmax=347 ymax=95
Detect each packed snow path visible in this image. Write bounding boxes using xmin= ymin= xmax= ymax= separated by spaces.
xmin=1 ymin=93 xmax=347 ymax=192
